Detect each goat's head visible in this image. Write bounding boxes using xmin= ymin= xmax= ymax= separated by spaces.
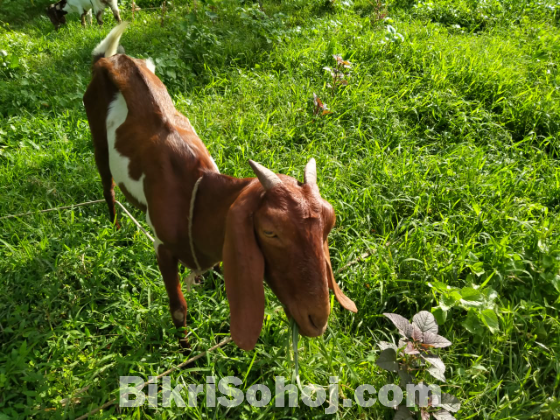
xmin=223 ymin=159 xmax=357 ymax=350
xmin=46 ymin=2 xmax=67 ymax=29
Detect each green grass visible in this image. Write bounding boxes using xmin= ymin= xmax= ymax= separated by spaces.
xmin=1 ymin=0 xmax=560 ymax=418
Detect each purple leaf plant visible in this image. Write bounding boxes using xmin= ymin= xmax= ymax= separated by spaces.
xmin=376 ymin=311 xmax=461 ymax=420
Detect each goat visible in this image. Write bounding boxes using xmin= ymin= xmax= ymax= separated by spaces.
xmin=83 ymin=23 xmax=357 ymax=351
xmin=46 ymin=0 xmax=121 ymax=30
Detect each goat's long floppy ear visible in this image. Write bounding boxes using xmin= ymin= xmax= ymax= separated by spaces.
xmin=223 ymin=182 xmax=265 ymax=350
xmin=324 ymin=240 xmax=358 ymax=313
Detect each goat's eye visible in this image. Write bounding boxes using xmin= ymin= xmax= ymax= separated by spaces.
xmin=263 ymin=230 xmax=277 ymax=238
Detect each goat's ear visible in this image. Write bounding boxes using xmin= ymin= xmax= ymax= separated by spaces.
xmin=324 ymin=240 xmax=357 ymax=313
xmin=222 ymin=183 xmax=265 ymax=351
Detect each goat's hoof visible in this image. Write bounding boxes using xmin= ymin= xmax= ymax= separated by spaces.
xmin=179 ymin=337 xmax=190 ymax=353
xmin=212 ymin=263 xmax=222 ymax=275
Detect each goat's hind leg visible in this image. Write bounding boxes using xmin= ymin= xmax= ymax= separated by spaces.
xmin=95 ymin=9 xmax=104 ymax=25
xmin=93 ymin=147 xmax=120 ymax=229
xmin=110 ymin=3 xmax=121 ymax=22
xmin=156 ymin=244 xmax=190 ymax=350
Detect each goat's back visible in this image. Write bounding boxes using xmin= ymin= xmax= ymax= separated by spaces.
xmin=84 ymin=54 xmax=217 ymax=180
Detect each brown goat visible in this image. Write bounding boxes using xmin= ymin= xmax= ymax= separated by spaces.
xmin=83 ymin=23 xmax=357 ymax=351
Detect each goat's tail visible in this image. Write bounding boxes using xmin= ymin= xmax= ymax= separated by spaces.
xmin=92 ymin=22 xmax=129 ymax=63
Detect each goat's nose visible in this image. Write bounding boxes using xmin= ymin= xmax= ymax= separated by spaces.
xmin=308 ymin=310 xmax=329 ymax=334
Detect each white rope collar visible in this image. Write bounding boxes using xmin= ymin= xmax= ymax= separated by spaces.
xmin=186 ymin=176 xmax=204 ymax=291
xmin=188 ymin=177 xmax=203 ymax=271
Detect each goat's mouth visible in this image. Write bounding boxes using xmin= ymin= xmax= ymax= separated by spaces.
xmin=283 ymin=306 xmax=328 ymax=338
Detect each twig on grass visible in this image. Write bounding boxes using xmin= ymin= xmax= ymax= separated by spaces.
xmin=114 ymin=200 xmax=154 ymax=242
xmin=0 ymin=199 xmax=105 ymax=220
xmin=0 ymin=199 xmax=155 ymax=243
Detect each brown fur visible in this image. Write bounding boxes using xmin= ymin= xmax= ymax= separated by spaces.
xmin=83 ymin=53 xmax=357 ymax=351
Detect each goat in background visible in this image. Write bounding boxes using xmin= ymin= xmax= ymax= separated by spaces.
xmin=46 ymin=0 xmax=121 ymax=29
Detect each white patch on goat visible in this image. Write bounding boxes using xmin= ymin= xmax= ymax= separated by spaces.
xmin=153 ymin=237 xmax=163 ymax=254
xmin=146 ymin=210 xmax=164 ymax=253
xmin=106 ymin=93 xmax=147 ymax=207
xmin=63 ymin=2 xmax=86 ymax=14
xmin=145 ymin=58 xmax=156 ymax=74
xmin=211 ymin=157 xmax=220 ymax=173
xmin=173 ymin=309 xmax=185 ymax=322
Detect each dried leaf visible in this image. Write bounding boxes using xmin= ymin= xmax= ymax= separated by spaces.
xmin=423 ymin=332 xmax=452 ymax=348
xmin=384 ymin=313 xmax=413 ymax=338
xmin=432 ymin=410 xmax=456 ymax=420
xmin=312 ymin=93 xmax=330 ymax=116
xmin=376 ymin=348 xmax=398 ymax=372
xmin=421 ymin=409 xmax=431 ymax=420
xmin=413 ymin=311 xmax=438 ymax=335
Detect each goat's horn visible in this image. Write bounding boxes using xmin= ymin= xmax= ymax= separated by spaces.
xmin=304 ymin=158 xmax=317 ymax=185
xmin=248 ymin=160 xmax=282 ymax=190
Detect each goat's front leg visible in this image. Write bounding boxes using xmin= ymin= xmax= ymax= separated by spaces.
xmin=80 ymin=11 xmax=87 ymax=27
xmin=156 ymin=243 xmax=189 ymax=349
xmin=95 ymin=10 xmax=104 ymax=25
xmin=74 ymin=4 xmax=86 ymax=26
xmin=111 ymin=6 xmax=121 ymax=23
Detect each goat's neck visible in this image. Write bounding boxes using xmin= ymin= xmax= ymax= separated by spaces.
xmin=191 ymin=171 xmax=254 ymax=268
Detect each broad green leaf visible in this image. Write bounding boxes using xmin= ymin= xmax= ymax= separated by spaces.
xmin=459 ymin=287 xmax=485 ymax=308
xmin=480 ymin=309 xmax=500 ymax=333
xmin=394 ymin=405 xmax=414 ymax=420
xmin=432 ymin=307 xmax=447 ymax=325
xmin=462 ymin=309 xmax=484 ymax=335
xmin=439 ymin=294 xmax=456 ymax=311
xmin=398 ymin=368 xmax=414 ymax=386
xmin=376 ymin=348 xmax=398 ymax=372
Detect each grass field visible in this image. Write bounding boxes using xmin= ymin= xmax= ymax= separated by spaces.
xmin=1 ymin=0 xmax=560 ymax=418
